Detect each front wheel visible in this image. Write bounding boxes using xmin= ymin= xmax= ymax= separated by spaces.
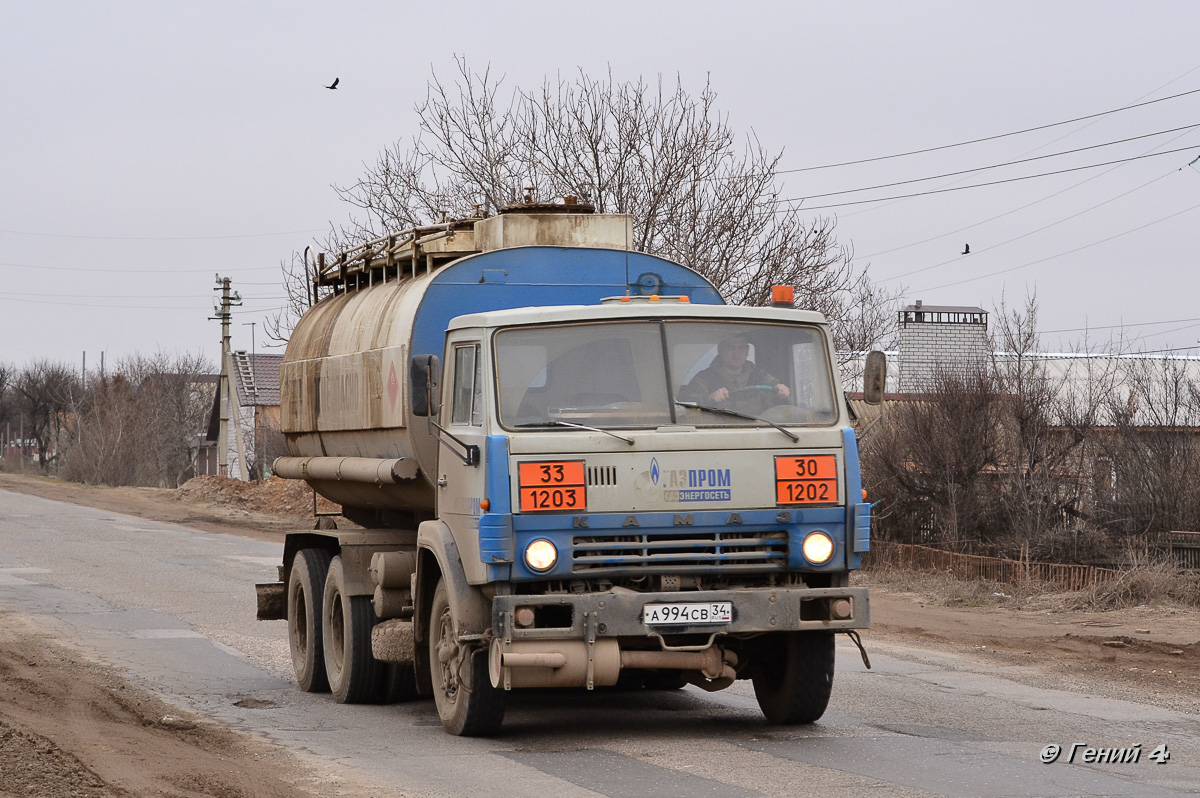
xmin=429 ymin=578 xmax=506 ymax=736
xmin=751 ymin=631 xmax=835 ymax=724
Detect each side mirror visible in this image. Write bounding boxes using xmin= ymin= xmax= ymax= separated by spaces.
xmin=863 ymin=351 xmax=887 ymax=405
xmin=409 ymin=354 xmax=440 ymax=417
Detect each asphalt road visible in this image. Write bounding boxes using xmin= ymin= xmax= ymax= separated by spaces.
xmin=1 ymin=487 xmax=1198 ymax=798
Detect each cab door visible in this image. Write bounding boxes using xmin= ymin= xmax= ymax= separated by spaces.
xmin=437 ymin=338 xmax=489 ymax=574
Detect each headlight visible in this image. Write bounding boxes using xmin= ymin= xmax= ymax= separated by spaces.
xmin=524 ymin=539 xmax=558 ymax=572
xmin=802 ymin=531 xmax=835 ymax=565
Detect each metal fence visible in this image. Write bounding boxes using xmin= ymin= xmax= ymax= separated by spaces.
xmin=863 ymin=540 xmax=1123 ymax=591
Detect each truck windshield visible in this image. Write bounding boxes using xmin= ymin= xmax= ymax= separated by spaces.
xmin=494 ymin=320 xmax=838 ymax=429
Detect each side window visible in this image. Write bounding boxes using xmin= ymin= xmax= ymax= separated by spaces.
xmin=451 ymin=344 xmax=483 ymax=426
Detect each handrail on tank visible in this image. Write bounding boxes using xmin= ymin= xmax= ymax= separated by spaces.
xmin=313 ymin=217 xmax=484 ymax=294
xmin=309 ymin=197 xmax=600 ymax=295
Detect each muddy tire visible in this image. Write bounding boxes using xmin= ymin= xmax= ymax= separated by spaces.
xmin=379 ymin=663 xmax=420 ymax=704
xmin=429 ymin=578 xmax=505 ymax=736
xmin=413 ymin=640 xmax=434 ymax=697
xmin=322 ymin=556 xmax=386 ymax=704
xmin=751 ymin=631 xmax=835 ymax=724
xmin=288 ymin=548 xmax=332 ymax=693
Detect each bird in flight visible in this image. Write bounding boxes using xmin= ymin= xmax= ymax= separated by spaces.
xmin=326 ymin=78 xmax=339 ymax=90
xmin=961 ymin=243 xmax=970 ymax=255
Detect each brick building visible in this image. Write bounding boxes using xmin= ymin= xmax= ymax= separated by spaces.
xmin=896 ymin=302 xmax=988 ymax=393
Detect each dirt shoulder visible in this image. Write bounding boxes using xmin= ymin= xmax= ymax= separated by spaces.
xmin=864 ymin=578 xmax=1200 ymax=713
xmin=0 ymin=610 xmax=320 ymax=798
xmin=0 ymin=474 xmax=349 ymax=797
xmin=0 ymin=472 xmax=343 ymax=542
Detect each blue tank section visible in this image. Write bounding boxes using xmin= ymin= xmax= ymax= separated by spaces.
xmin=409 ymin=246 xmax=724 ymax=358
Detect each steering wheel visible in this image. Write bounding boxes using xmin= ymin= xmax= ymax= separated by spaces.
xmin=728 ymin=385 xmax=778 ymax=398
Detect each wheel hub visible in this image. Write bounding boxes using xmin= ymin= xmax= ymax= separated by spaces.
xmin=435 ymin=607 xmax=462 ymax=704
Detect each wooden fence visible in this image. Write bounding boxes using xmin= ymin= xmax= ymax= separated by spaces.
xmin=1164 ymin=531 xmax=1200 ymax=570
xmin=863 ymin=540 xmax=1123 ymax=591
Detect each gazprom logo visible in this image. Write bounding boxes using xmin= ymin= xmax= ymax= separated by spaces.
xmin=650 ymin=457 xmax=661 ymax=485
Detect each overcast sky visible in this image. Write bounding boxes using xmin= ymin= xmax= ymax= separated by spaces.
xmin=3 ymin=1 xmax=1199 ymax=369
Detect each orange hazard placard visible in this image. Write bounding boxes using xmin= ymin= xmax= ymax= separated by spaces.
xmin=774 ymin=455 xmax=838 ymax=506
xmin=518 ymin=461 xmax=587 ymax=512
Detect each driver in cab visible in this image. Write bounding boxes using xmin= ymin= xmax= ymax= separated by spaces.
xmin=680 ymin=335 xmax=790 ymax=414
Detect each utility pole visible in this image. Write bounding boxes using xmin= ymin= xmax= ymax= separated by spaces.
xmin=210 ymin=276 xmax=242 ymax=478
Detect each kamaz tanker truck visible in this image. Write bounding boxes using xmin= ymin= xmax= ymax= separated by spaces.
xmin=256 ymin=201 xmax=883 ymax=736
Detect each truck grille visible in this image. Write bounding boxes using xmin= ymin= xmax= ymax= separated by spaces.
xmin=587 ymin=466 xmax=618 ymax=486
xmin=571 ymin=530 xmax=788 ymax=574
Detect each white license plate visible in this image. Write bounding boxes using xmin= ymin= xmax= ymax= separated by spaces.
xmin=642 ymin=602 xmax=732 ymax=625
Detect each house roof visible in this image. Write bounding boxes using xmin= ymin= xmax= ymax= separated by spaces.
xmin=231 ymin=351 xmax=283 ymax=407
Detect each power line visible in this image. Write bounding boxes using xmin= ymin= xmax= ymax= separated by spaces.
xmin=880 ymin=168 xmax=1178 ymax=282
xmin=913 ymin=199 xmax=1200 ymax=292
xmin=837 ymin=66 xmax=1200 ymax=220
xmin=0 ymin=227 xmax=325 ymax=241
xmin=1041 ymin=315 xmax=1200 ymax=334
xmin=781 ymin=86 xmax=1200 ymax=173
xmin=0 ymin=259 xmax=280 ymax=274
xmin=777 ymin=144 xmax=1200 ymax=212
xmin=1120 ymin=344 xmax=1200 ymax=354
xmin=860 ymin=126 xmax=1200 ymax=260
xmin=1134 ymin=320 xmax=1200 ymax=341
xmin=2 ymin=289 xmax=286 ymax=300
xmin=783 ymin=124 xmax=1200 ymax=203
xmin=0 ymin=295 xmax=211 ymax=309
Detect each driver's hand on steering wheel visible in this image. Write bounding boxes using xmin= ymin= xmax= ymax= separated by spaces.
xmin=709 ymin=387 xmax=730 ymax=403
xmin=775 ymin=383 xmax=790 ymax=397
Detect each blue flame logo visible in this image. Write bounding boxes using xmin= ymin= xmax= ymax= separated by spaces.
xmin=650 ymin=457 xmax=660 ymax=485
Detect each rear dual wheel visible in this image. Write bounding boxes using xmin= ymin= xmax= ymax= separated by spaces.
xmin=288 ymin=548 xmax=416 ymax=703
xmin=287 ymin=548 xmax=332 ymax=693
xmin=323 ymin=555 xmax=419 ymax=704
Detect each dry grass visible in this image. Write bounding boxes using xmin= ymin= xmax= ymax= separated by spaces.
xmin=856 ymin=565 xmax=1057 ymax=608
xmin=858 ymin=559 xmax=1200 ymax=612
xmin=1068 ymin=555 xmax=1200 ymax=611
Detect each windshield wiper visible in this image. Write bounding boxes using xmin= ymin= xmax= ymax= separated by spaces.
xmin=514 ymin=420 xmax=635 ymax=445
xmin=673 ymin=401 xmax=799 ymax=443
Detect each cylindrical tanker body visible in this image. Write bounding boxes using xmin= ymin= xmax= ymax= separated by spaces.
xmin=280 ymin=271 xmax=439 ymax=515
xmin=279 ymin=220 xmax=724 ymax=522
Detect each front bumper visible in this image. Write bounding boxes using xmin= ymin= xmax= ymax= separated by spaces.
xmin=492 ymin=585 xmax=868 ymax=640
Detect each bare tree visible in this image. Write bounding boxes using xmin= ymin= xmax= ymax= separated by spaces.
xmin=0 ymin=361 xmax=14 ymax=466
xmin=1095 ymin=354 xmax=1200 ymax=538
xmin=62 ymin=352 xmax=214 ymax=488
xmin=13 ymin=360 xmax=79 ymax=471
xmin=0 ymin=361 xmax=13 ymax=428
xmin=988 ymin=294 xmax=1114 ymax=550
xmin=267 ymin=60 xmax=900 ymax=354
xmin=864 ymin=366 xmax=1002 ymax=548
